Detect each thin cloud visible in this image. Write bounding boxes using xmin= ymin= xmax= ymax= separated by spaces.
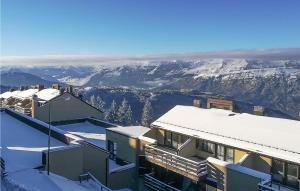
xmin=1 ymin=48 xmax=300 ymax=67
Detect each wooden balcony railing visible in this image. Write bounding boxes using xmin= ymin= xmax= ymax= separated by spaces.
xmin=145 ymin=144 xmax=207 ymax=181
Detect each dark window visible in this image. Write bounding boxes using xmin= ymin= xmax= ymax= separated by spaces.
xmin=225 ymin=148 xmax=234 ymax=163
xmin=172 ymin=133 xmax=179 ymax=149
xmin=107 ymin=140 xmax=117 ymax=159
xmin=272 ymin=159 xmax=285 ymax=183
xmin=287 ymin=163 xmax=299 ymax=188
xmin=164 ymin=131 xmax=180 ymax=149
xmin=217 ymin=145 xmax=225 ymax=161
xmin=201 ymin=141 xmax=215 ymax=154
xmin=165 ymin=131 xmax=172 ymax=147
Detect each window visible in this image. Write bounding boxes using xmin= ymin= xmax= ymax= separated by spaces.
xmin=272 ymin=159 xmax=285 ymax=183
xmin=287 ymin=163 xmax=299 ymax=188
xmin=217 ymin=145 xmax=225 ymax=160
xmin=201 ymin=141 xmax=215 ymax=154
xmin=225 ymin=148 xmax=234 ymax=163
xmin=107 ymin=140 xmax=117 ymax=159
xmin=165 ymin=131 xmax=172 ymax=147
xmin=164 ymin=131 xmax=180 ymax=149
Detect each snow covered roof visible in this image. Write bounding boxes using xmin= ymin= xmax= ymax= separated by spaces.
xmin=107 ymin=126 xmax=150 ymax=138
xmin=0 ymin=90 xmax=21 ymax=99
xmin=152 ymin=105 xmax=300 ymax=164
xmin=0 ymin=88 xmax=61 ymax=101
xmin=55 ymin=121 xmax=107 ymax=149
xmin=13 ymin=89 xmax=39 ymax=100
xmin=0 ymin=111 xmax=67 ymax=172
xmin=35 ymin=88 xmax=61 ymax=101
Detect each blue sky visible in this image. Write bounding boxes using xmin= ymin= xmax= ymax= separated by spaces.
xmin=1 ymin=0 xmax=300 ymax=56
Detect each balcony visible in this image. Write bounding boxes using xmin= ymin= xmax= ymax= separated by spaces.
xmin=258 ymin=179 xmax=299 ymax=191
xmin=144 ymin=173 xmax=181 ymax=191
xmin=145 ymin=144 xmax=207 ymax=181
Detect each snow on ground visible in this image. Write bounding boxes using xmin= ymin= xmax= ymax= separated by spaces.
xmin=55 ymin=121 xmax=106 ymax=148
xmin=0 ymin=111 xmax=67 ymax=172
xmin=2 ymin=169 xmax=102 ymax=191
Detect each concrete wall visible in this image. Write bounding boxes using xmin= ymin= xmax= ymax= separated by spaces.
xmin=178 ymin=138 xmax=197 ymax=158
xmin=82 ymin=142 xmax=109 ymax=184
xmin=45 ymin=145 xmax=84 ymax=180
xmin=207 ymin=157 xmax=268 ymax=191
xmin=227 ymin=167 xmax=263 ymax=191
xmin=32 ymin=93 xmax=104 ymax=123
xmin=240 ymin=153 xmax=271 ymax=174
xmin=108 ymin=166 xmax=136 ymax=190
xmin=234 ymin=149 xmax=247 ymax=163
xmin=106 ymin=130 xmax=138 ymax=164
xmin=45 ymin=141 xmax=109 ymax=185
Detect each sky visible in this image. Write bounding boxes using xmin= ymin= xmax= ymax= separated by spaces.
xmin=1 ymin=0 xmax=300 ymax=56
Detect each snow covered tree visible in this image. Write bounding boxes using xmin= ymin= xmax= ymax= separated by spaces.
xmin=124 ymin=105 xmax=133 ymax=126
xmin=105 ymin=100 xmax=118 ymax=123
xmin=141 ymin=99 xmax=152 ymax=127
xmin=117 ymin=98 xmax=132 ymax=125
xmin=96 ymin=96 xmax=105 ymax=111
xmin=90 ymin=95 xmax=97 ymax=107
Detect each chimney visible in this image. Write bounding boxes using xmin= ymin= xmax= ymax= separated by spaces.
xmin=52 ymin=84 xmax=61 ymax=90
xmin=20 ymin=86 xmax=25 ymax=91
xmin=36 ymin=84 xmax=44 ymax=91
xmin=207 ymin=98 xmax=234 ymax=111
xmin=253 ymin=106 xmax=264 ymax=116
xmin=31 ymin=95 xmax=38 ymax=118
xmin=193 ymin=99 xmax=201 ymax=107
xmin=10 ymin=88 xmax=15 ymax=92
xmin=66 ymin=85 xmax=73 ymax=94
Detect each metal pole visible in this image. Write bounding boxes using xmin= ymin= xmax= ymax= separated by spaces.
xmin=47 ymin=101 xmax=51 ymax=175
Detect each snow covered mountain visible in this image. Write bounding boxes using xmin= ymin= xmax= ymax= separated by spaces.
xmin=1 ymin=55 xmax=299 ymax=119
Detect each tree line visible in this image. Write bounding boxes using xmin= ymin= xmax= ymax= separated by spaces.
xmin=88 ymin=95 xmax=152 ymax=126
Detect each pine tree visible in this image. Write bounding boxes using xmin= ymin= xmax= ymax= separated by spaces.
xmin=105 ymin=100 xmax=118 ymax=123
xmin=141 ymin=99 xmax=152 ymax=127
xmin=117 ymin=98 xmax=130 ymax=125
xmin=124 ymin=105 xmax=133 ymax=126
xmin=96 ymin=96 xmax=105 ymax=111
xmin=90 ymin=95 xmax=96 ymax=107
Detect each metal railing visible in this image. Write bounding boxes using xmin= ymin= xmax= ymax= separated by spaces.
xmin=145 ymin=144 xmax=207 ymax=181
xmin=144 ymin=173 xmax=181 ymax=191
xmin=1 ymin=157 xmax=7 ymax=178
xmin=79 ymin=172 xmax=112 ymax=191
xmin=258 ymin=179 xmax=299 ymax=191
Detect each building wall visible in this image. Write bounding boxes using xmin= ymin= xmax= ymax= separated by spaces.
xmin=234 ymin=149 xmax=247 ymax=163
xmin=240 ymin=153 xmax=272 ymax=174
xmin=106 ymin=130 xmax=137 ymax=164
xmin=45 ymin=142 xmax=109 ymax=185
xmin=108 ymin=167 xmax=136 ymax=190
xmin=208 ymin=158 xmax=264 ymax=191
xmin=226 ymin=167 xmax=263 ymax=191
xmin=32 ymin=93 xmax=104 ymax=123
xmin=45 ymin=145 xmax=84 ymax=180
xmin=82 ymin=142 xmax=109 ymax=184
xmin=178 ymin=138 xmax=197 ymax=158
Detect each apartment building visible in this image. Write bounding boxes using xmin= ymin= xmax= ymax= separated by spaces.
xmin=0 ymin=84 xmax=104 ymax=123
xmin=141 ymin=105 xmax=300 ymax=191
xmin=1 ymin=107 xmax=133 ymax=191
